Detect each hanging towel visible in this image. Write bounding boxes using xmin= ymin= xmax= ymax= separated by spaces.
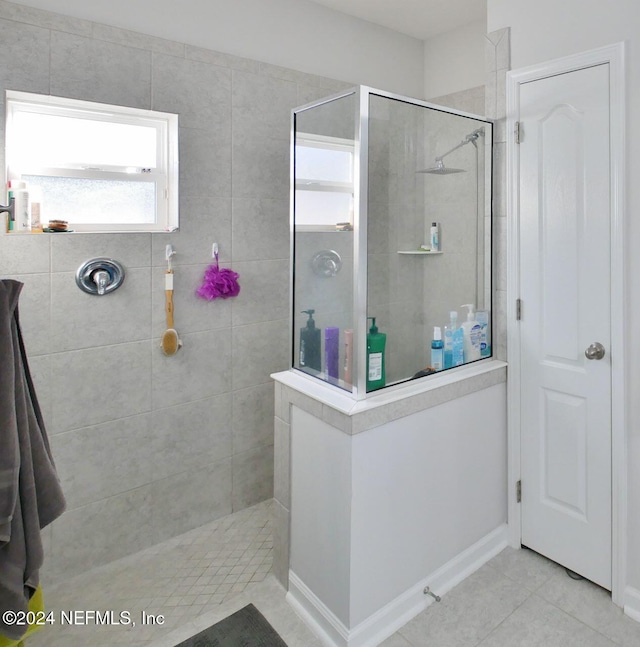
xmin=0 ymin=280 xmax=66 ymax=643
xmin=0 ymin=585 xmax=43 ymax=646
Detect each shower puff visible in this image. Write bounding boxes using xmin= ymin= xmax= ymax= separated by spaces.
xmin=196 ymin=252 xmax=240 ymax=300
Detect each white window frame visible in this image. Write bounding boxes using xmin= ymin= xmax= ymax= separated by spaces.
xmin=294 ymin=132 xmax=354 ymax=231
xmin=5 ymin=90 xmax=179 ymax=232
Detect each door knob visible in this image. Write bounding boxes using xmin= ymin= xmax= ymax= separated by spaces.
xmin=584 ymin=342 xmax=605 ymax=360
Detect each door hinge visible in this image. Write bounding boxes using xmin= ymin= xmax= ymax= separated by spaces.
xmin=515 ymin=121 xmax=522 ymax=144
xmin=516 ymin=298 xmax=522 ymax=321
xmin=516 ymin=480 xmax=522 ymax=503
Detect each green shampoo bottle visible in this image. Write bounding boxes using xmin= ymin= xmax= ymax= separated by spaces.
xmin=366 ymin=317 xmax=386 ymax=391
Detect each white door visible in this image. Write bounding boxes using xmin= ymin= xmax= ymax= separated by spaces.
xmin=519 ymin=63 xmax=612 ymax=589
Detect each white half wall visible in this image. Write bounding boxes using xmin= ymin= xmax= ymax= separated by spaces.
xmin=7 ymin=0 xmax=425 ymax=98
xmin=349 ymin=383 xmax=507 ymax=626
xmin=290 ymin=406 xmax=353 ymax=627
xmin=288 ymin=382 xmax=507 ymax=638
xmin=488 ymin=0 xmax=640 ymax=597
xmin=423 ymin=19 xmax=487 ymax=98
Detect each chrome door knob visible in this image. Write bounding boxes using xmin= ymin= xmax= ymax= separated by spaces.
xmin=585 ymin=342 xmax=606 ymax=360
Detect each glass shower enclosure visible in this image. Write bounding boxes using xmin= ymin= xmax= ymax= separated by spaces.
xmin=291 ymin=86 xmax=493 ymax=397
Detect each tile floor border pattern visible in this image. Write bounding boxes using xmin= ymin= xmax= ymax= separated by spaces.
xmin=28 ymin=500 xmax=640 ymax=647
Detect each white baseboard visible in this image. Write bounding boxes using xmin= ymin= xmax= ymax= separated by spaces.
xmin=287 ymin=523 xmax=509 ymax=647
xmin=624 ymin=586 xmax=640 ymax=623
xmin=287 ymin=572 xmax=349 ymax=647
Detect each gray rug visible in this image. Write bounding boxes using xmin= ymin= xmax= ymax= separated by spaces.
xmin=174 ymin=603 xmax=288 ymax=646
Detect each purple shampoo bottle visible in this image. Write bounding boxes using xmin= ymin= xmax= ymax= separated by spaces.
xmin=324 ymin=327 xmax=339 ymax=381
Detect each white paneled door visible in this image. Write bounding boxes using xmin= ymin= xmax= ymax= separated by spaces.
xmin=518 ymin=63 xmax=612 ymax=589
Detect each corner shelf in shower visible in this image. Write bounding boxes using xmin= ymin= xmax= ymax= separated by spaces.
xmin=397 ymin=250 xmax=443 ymax=255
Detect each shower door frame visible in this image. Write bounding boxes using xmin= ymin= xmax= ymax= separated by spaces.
xmin=290 ymin=86 xmax=494 ymax=400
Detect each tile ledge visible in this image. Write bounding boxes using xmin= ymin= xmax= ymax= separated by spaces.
xmin=271 ymin=360 xmax=507 ymax=418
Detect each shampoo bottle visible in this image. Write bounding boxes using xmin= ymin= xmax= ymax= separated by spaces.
xmin=430 ymin=222 xmax=439 ymax=251
xmin=452 ymin=326 xmax=465 ymax=366
xmin=299 ymin=309 xmax=321 ymax=372
xmin=324 ymin=326 xmax=339 ymax=381
xmin=14 ymin=181 xmax=30 ymax=232
xmin=366 ymin=317 xmax=386 ymax=391
xmin=443 ymin=310 xmax=458 ymax=369
xmin=476 ymin=310 xmax=491 ymax=357
xmin=343 ymin=329 xmax=353 ymax=386
xmin=461 ymin=304 xmax=482 ymax=362
xmin=30 ymin=184 xmax=43 ymax=233
xmin=431 ymin=326 xmax=444 ymax=371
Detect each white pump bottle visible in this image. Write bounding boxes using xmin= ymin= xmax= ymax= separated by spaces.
xmin=460 ymin=304 xmax=482 ymax=362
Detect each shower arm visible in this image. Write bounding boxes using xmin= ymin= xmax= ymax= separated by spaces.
xmin=434 ymin=139 xmax=470 ymax=166
xmin=434 ymin=129 xmax=484 ymax=166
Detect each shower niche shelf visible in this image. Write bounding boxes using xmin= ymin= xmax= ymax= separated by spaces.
xmin=397 ymin=250 xmax=444 ymax=255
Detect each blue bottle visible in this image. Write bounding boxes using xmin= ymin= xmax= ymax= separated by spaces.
xmin=431 ymin=326 xmax=444 ymax=371
xmin=443 ymin=310 xmax=458 ymax=369
xmin=452 ymin=326 xmax=465 ymax=366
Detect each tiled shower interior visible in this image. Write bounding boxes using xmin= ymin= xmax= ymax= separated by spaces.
xmin=0 ymin=0 xmax=352 ymax=583
xmin=28 ymin=501 xmax=275 ymax=647
xmin=0 ymin=1 xmax=515 ymax=644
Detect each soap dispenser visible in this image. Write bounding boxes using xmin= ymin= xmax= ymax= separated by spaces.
xmin=460 ymin=304 xmax=482 ymax=362
xmin=366 ymin=317 xmax=386 ymax=391
xmin=300 ymin=309 xmax=321 ymax=372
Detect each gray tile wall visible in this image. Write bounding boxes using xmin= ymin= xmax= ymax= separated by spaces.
xmin=0 ymin=0 xmax=350 ymax=581
xmin=420 ymin=106 xmax=491 ymax=349
xmin=485 ymin=28 xmax=510 ymax=362
xmin=429 ymin=85 xmax=485 ymax=116
xmin=368 ymin=96 xmax=426 ymax=382
xmin=425 ymin=33 xmax=509 ymax=364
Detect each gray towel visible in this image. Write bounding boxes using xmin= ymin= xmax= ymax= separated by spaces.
xmin=0 ymin=280 xmax=66 ymax=641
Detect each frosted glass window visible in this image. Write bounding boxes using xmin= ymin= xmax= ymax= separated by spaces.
xmin=295 ymin=190 xmax=352 ymax=227
xmin=5 ymin=90 xmax=178 ymax=232
xmin=23 ymin=175 xmax=156 ymax=225
xmin=295 ymin=145 xmax=352 ymax=184
xmin=294 ymin=133 xmax=354 ymax=228
xmin=11 ymin=113 xmax=157 ymax=170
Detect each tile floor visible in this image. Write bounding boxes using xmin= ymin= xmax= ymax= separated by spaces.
xmin=382 ymin=547 xmax=640 ymax=647
xmin=29 ymin=500 xmax=277 ymax=647
xmin=28 ymin=500 xmax=640 ymax=647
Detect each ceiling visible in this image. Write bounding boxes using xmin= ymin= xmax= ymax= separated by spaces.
xmin=308 ymin=0 xmax=486 ymax=41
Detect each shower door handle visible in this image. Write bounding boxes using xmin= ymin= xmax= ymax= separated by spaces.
xmin=584 ymin=342 xmax=605 ymax=360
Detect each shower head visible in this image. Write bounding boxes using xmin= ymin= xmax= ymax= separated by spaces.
xmin=418 ymin=127 xmax=485 ymax=175
xmin=418 ymin=159 xmax=465 ymax=175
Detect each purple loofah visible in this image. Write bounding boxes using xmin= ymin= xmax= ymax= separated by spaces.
xmin=196 ymin=252 xmax=240 ymax=300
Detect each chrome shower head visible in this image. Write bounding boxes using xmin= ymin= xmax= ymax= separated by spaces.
xmin=418 ymin=127 xmax=485 ymax=175
xmin=417 ymin=159 xmax=465 ymax=175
